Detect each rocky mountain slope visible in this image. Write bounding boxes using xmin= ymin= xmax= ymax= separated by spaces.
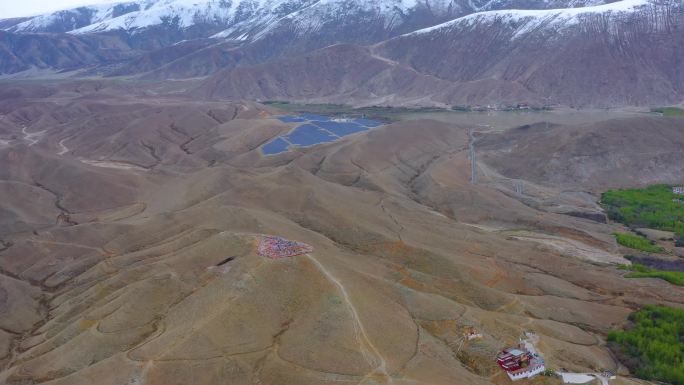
xmin=199 ymin=0 xmax=684 ymax=106
xmin=0 ymin=30 xmax=136 ymax=75
xmin=0 ymin=0 xmax=462 ymax=77
xmin=378 ymin=0 xmax=684 ymax=106
xmin=195 ymin=44 xmax=451 ymax=103
xmin=0 ymin=0 xmax=613 ymax=68
xmin=1 ymin=0 xmax=682 ymax=107
xmin=4 ymin=0 xmax=607 ymax=37
xmin=3 ymin=0 xmax=469 ymax=47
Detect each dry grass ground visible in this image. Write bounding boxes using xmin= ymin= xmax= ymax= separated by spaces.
xmin=0 ymin=81 xmax=682 ymax=385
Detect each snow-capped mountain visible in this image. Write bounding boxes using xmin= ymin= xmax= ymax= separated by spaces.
xmin=406 ymin=0 xmax=653 ymax=37
xmin=6 ymin=0 xmax=455 ymax=38
xmin=0 ymin=0 xmax=681 ymax=108
xmin=6 ymin=2 xmax=142 ymax=33
xmin=0 ymin=0 xmax=475 ymax=76
xmin=4 ymin=0 xmax=615 ymax=41
xmin=198 ymin=0 xmax=684 ymax=107
xmin=71 ymin=0 xmax=317 ymax=35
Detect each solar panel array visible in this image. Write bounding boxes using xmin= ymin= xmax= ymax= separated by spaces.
xmin=262 ymin=114 xmax=383 ymax=155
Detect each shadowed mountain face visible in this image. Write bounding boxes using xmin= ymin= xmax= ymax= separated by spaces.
xmin=0 ymin=31 xmax=140 ymax=75
xmin=0 ymin=81 xmax=682 ymax=385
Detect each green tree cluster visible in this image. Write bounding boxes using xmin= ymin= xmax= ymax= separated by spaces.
xmin=602 ymin=185 xmax=684 ymax=238
xmin=608 ymin=306 xmax=684 ymax=385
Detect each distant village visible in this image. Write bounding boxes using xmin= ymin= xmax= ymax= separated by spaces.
xmin=452 ymin=103 xmax=553 ymax=112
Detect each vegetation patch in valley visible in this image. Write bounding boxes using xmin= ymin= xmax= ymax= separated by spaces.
xmin=619 ymin=263 xmax=684 ymax=286
xmin=264 ymin=101 xmax=450 ymax=121
xmin=601 ymin=185 xmax=684 ymax=241
xmin=625 ymin=255 xmax=684 ymax=271
xmin=652 ymin=107 xmax=684 ymax=117
xmin=263 ymin=101 xmax=552 ymax=121
xmin=608 ymin=305 xmax=684 ymax=385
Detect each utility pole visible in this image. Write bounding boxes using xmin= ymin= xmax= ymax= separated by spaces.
xmin=515 ymin=181 xmax=524 ymax=195
xmin=469 ymin=129 xmax=476 ymax=184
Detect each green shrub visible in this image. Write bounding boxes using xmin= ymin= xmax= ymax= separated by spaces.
xmin=608 ymin=306 xmax=684 ymax=385
xmin=614 ymin=232 xmax=666 ymax=253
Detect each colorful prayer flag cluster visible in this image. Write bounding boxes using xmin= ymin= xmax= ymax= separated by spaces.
xmin=257 ymin=236 xmax=313 ymax=259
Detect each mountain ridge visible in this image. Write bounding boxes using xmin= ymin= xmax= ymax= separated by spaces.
xmin=196 ymin=0 xmax=683 ymax=107
xmin=1 ymin=0 xmax=682 ymax=108
xmin=4 ymin=0 xmax=610 ymax=36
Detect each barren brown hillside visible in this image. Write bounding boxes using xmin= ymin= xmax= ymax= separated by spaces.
xmin=0 ymin=81 xmax=681 ymax=385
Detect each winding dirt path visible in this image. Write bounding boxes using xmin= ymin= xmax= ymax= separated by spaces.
xmin=22 ymin=127 xmax=45 ymax=146
xmin=79 ymin=159 xmax=149 ymax=171
xmin=57 ymin=138 xmax=70 ymax=155
xmin=305 ymin=253 xmax=393 ymax=384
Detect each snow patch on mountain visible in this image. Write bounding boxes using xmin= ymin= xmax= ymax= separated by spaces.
xmin=1 ymin=0 xmax=645 ymax=42
xmin=70 ymin=0 xmax=280 ymax=34
xmin=470 ymin=0 xmax=606 ymax=12
xmin=3 ymin=0 xmax=460 ymax=43
xmin=408 ymin=0 xmax=650 ymax=37
xmin=9 ymin=2 xmax=138 ymax=33
xmin=212 ymin=0 xmax=442 ymax=40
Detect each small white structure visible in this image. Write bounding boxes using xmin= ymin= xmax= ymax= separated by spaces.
xmin=465 ymin=326 xmax=483 ymax=340
xmin=466 ymin=331 xmax=483 ymax=340
xmin=673 ymin=187 xmax=684 ymax=195
xmin=558 ymin=373 xmax=595 ymax=384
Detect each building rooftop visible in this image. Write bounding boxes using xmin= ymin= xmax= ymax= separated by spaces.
xmin=508 ymin=349 xmax=524 ymax=356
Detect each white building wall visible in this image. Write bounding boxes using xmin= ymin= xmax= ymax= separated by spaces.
xmin=507 ymin=364 xmax=545 ymax=381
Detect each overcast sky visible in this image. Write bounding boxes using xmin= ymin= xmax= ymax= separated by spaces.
xmin=0 ymin=0 xmax=115 ymax=18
